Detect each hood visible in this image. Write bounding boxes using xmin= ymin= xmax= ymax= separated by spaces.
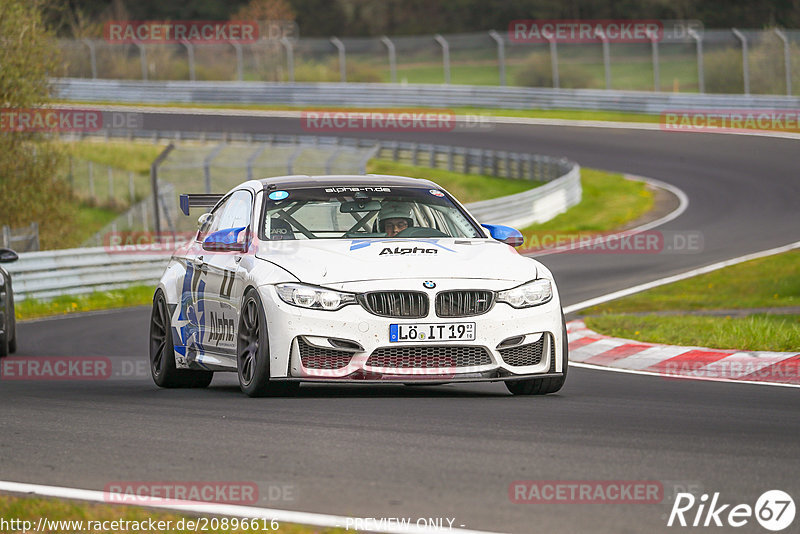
xmin=255 ymin=238 xmax=538 ymax=285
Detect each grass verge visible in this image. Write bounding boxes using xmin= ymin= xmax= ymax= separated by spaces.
xmin=521 ymin=169 xmax=653 ymax=236
xmin=366 ymin=159 xmax=538 ymax=203
xmin=583 ymin=250 xmax=800 ymax=352
xmin=62 ymin=140 xmax=165 ymax=174
xmin=0 ymin=494 xmax=345 ymax=534
xmin=585 ymin=314 xmax=800 ymax=352
xmin=16 ymin=285 xmax=155 ymax=321
xmin=585 ymin=250 xmax=800 ymax=314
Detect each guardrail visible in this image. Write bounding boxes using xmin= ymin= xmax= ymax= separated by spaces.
xmin=54 ymin=79 xmax=800 ymax=113
xmin=8 ymin=135 xmax=579 ymax=301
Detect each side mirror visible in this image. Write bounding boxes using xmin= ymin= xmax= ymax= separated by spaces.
xmin=203 ymin=227 xmax=248 ymax=252
xmin=481 ymin=224 xmax=524 ymax=248
xmin=197 ymin=213 xmax=213 ymax=230
xmin=0 ymin=248 xmax=19 ymax=263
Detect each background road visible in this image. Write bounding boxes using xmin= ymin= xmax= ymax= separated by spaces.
xmin=2 ymin=116 xmax=799 ymax=533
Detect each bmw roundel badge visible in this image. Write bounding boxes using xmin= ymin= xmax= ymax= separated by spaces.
xmin=423 ymin=281 xmax=436 ymax=289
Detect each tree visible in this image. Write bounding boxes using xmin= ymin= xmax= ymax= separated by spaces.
xmin=0 ymin=0 xmax=72 ymax=249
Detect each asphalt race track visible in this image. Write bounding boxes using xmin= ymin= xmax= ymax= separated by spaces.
xmin=2 ymin=114 xmax=799 ymax=533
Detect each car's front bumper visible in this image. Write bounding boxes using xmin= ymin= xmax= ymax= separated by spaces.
xmin=259 ymin=278 xmax=565 ymax=383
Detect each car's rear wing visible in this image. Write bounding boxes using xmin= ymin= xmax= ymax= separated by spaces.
xmin=179 ymin=194 xmax=224 ymax=216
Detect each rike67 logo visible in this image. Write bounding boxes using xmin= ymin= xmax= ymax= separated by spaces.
xmin=668 ymin=490 xmax=795 ymax=531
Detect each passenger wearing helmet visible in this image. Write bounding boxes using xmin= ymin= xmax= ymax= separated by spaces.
xmin=378 ymin=202 xmax=414 ymax=237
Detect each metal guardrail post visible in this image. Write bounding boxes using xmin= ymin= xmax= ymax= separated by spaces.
xmin=181 ymin=40 xmax=195 ymax=81
xmin=688 ymin=28 xmax=704 ymax=93
xmin=203 ymin=142 xmax=226 ymax=193
xmin=732 ymin=29 xmax=750 ymax=95
xmin=232 ymin=42 xmax=244 ymax=81
xmin=134 ymin=41 xmax=148 ymax=81
xmin=82 ymin=39 xmax=97 ymax=79
xmin=246 ymin=143 xmax=269 ymax=181
xmin=107 ymin=166 xmax=114 ymax=202
xmin=380 ymin=36 xmax=397 ymax=83
xmin=150 ymin=143 xmax=175 ymax=235
xmin=287 ymin=145 xmax=304 ymax=174
xmin=88 ymin=161 xmax=94 ymax=199
xmin=330 ymin=37 xmax=346 ymax=82
xmin=488 ymin=30 xmax=506 ymax=86
xmin=281 ymin=37 xmax=294 ymax=82
xmin=774 ymin=28 xmax=792 ymax=96
xmin=595 ymin=28 xmax=611 ymax=89
xmin=434 ymin=34 xmax=450 ymax=84
xmin=649 ymin=31 xmax=660 ymax=91
xmin=546 ymin=35 xmax=559 ymax=89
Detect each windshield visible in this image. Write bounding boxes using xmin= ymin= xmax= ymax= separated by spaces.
xmin=260 ymin=185 xmax=485 ymax=240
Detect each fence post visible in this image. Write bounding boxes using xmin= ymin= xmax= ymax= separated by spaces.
xmin=82 ymin=39 xmax=97 ymax=79
xmin=128 ymin=171 xmax=135 ymax=204
xmin=1 ymin=226 xmax=9 ymax=248
xmin=107 ymin=166 xmax=114 ymax=202
xmin=447 ymin=146 xmax=454 ymax=171
xmin=428 ymin=146 xmax=436 ymax=168
xmin=688 ymin=28 xmax=704 ymax=93
xmin=488 ymin=30 xmax=506 ymax=86
xmin=181 ymin=40 xmax=195 ymax=81
xmin=595 ymin=28 xmax=611 ymax=89
xmin=281 ymin=37 xmax=295 ymax=82
xmin=150 ymin=143 xmax=175 ymax=236
xmin=650 ymin=31 xmax=660 ymax=91
xmin=732 ymin=28 xmax=749 ymax=95
xmin=31 ymin=222 xmax=40 ymax=251
xmin=88 ymin=161 xmax=95 ymax=199
xmin=546 ymin=35 xmax=559 ymax=89
xmin=246 ymin=143 xmax=269 ymax=181
xmin=203 ymin=142 xmax=226 ymax=193
xmin=380 ymin=36 xmax=397 ymax=83
xmin=287 ymin=145 xmax=304 ymax=174
xmin=134 ymin=41 xmax=148 ymax=81
xmin=232 ymin=42 xmax=244 ymax=81
xmin=330 ymin=37 xmax=346 ymax=82
xmin=774 ymin=28 xmax=792 ymax=96
xmin=434 ymin=34 xmax=451 ymax=84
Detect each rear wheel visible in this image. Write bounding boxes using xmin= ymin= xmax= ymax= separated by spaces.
xmin=505 ymin=314 xmax=569 ymax=396
xmin=150 ymin=291 xmax=213 ymax=388
xmin=237 ymin=289 xmax=299 ymax=398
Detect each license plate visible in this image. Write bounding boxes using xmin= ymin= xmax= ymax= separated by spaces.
xmin=389 ymin=323 xmax=475 ymax=342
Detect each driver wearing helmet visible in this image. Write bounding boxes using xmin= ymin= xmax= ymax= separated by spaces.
xmin=378 ymin=202 xmax=414 ymax=237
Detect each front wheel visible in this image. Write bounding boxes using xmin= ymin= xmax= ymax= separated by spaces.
xmin=505 ymin=314 xmax=569 ymax=396
xmin=237 ymin=289 xmax=299 ymax=398
xmin=150 ymin=291 xmax=213 ymax=388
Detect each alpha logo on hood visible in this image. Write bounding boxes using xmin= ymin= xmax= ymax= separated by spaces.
xmin=380 ymin=246 xmax=438 ymax=255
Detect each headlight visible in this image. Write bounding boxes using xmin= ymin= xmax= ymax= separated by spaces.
xmin=496 ymin=279 xmax=552 ymax=308
xmin=275 ymin=283 xmax=357 ymax=311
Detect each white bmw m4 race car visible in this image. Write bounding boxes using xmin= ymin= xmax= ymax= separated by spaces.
xmin=150 ymin=174 xmax=568 ymax=397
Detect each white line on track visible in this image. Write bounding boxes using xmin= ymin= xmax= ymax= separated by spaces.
xmin=0 ymin=481 xmax=506 ymax=534
xmin=570 ymin=361 xmax=800 ymax=389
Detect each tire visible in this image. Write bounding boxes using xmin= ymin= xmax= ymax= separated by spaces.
xmin=505 ymin=313 xmax=569 ymax=396
xmin=0 ymin=294 xmax=8 ymax=358
xmin=8 ymin=289 xmax=16 ymax=354
xmin=237 ymin=288 xmax=299 ymax=398
xmin=150 ymin=290 xmax=213 ymax=388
